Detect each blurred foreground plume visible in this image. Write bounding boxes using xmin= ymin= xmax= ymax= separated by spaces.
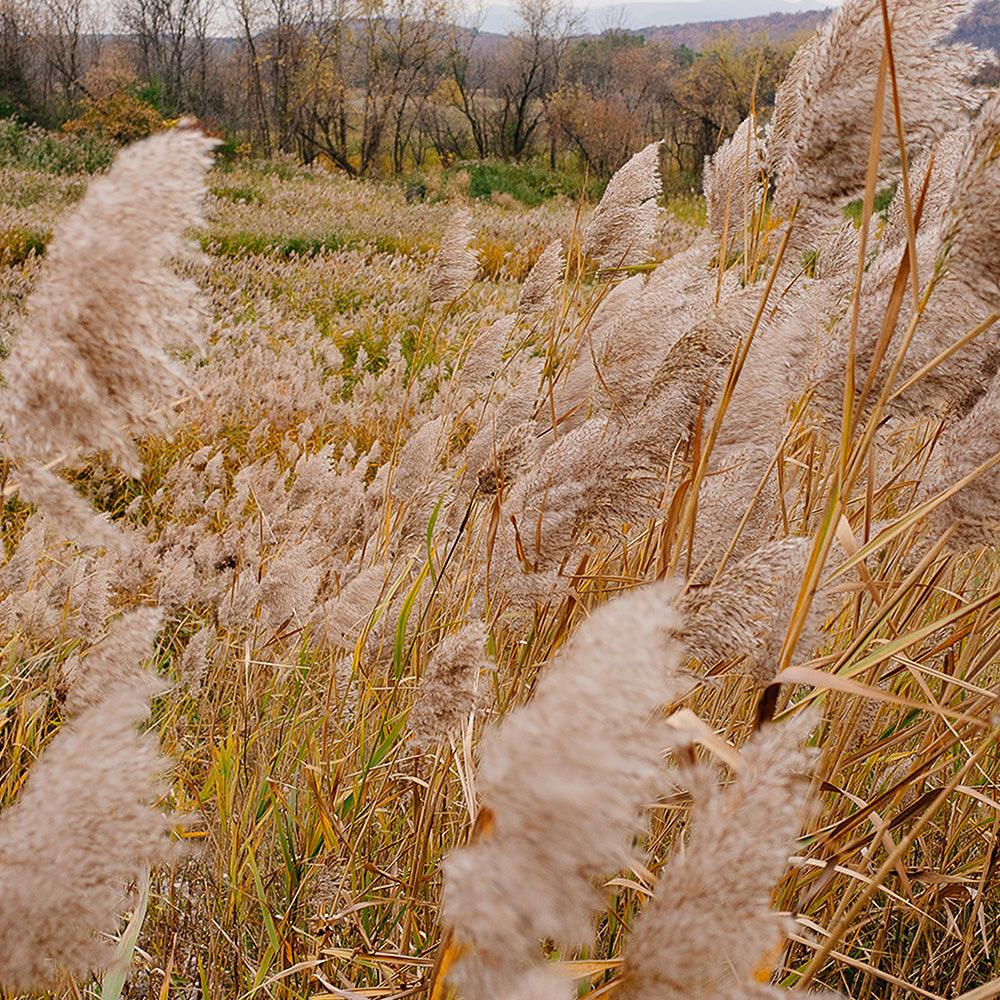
xmin=0 ymin=125 xmax=217 ymax=542
xmin=618 ymin=713 xmax=817 ymax=1000
xmin=0 ymin=617 xmax=178 ymax=991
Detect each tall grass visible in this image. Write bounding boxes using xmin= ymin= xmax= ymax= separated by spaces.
xmin=1 ymin=1 xmax=1000 ymax=997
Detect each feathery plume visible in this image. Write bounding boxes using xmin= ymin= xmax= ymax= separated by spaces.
xmin=313 ymin=566 xmax=388 ymax=653
xmin=489 ymin=417 xmax=663 ymax=612
xmin=550 ymin=273 xmax=646 ymax=427
xmin=704 ymin=117 xmax=765 ymax=242
xmin=588 ymin=272 xmax=646 ymax=343
xmin=771 ymin=0 xmax=983 ymax=242
xmin=881 ymin=126 xmax=969 ymax=248
xmin=688 ymin=444 xmax=782 ymax=569
xmin=430 ymin=207 xmax=479 ymax=303
xmin=446 ymin=317 xmax=517 ymax=409
xmin=766 ymin=40 xmax=812 ymax=186
xmin=518 ymin=240 xmax=564 ymax=314
xmin=490 ymin=290 xmax=757 ymax=614
xmin=311 ymin=565 xmax=428 ymax=658
xmin=474 ymin=419 xmax=539 ymax=496
xmin=813 ymin=94 xmax=1000 ymax=426
xmin=921 ymin=365 xmax=1000 ymax=549
xmin=382 ymin=416 xmax=454 ymax=546
xmin=408 ymin=623 xmax=491 ymax=751
xmin=681 ymin=537 xmax=835 ymax=685
xmin=582 ymin=142 xmax=662 ymax=270
xmin=0 ymin=514 xmax=47 ymax=592
xmin=586 ymin=240 xmax=719 ymax=416
xmin=62 ymin=606 xmax=163 ymax=714
xmin=443 ymin=581 xmax=686 ymax=1000
xmin=0 ymin=127 xmax=217 ymax=478
xmin=641 ymin=304 xmax=749 ymax=423
xmin=180 ymin=624 xmax=215 ymax=692
xmin=617 ymin=713 xmax=817 ymax=1000
xmin=0 ymin=678 xmax=178 ymax=992
xmin=391 ymin=416 xmax=447 ymax=501
xmin=219 ymin=539 xmax=324 ymax=634
xmin=714 ymin=272 xmax=850 ymax=461
xmin=938 ymin=91 xmax=1000 ymax=305
xmin=815 ymin=222 xmax=862 ymax=279
xmin=458 ymin=357 xmax=543 ymax=499
xmin=10 ymin=462 xmax=120 ymax=549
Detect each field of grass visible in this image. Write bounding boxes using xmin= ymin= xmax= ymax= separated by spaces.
xmin=3 ymin=4 xmax=1000 ymax=1000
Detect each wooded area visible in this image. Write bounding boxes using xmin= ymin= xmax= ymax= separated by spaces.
xmin=0 ymin=0 xmax=801 ymax=184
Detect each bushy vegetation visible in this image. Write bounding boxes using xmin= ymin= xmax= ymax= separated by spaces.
xmin=61 ymin=90 xmax=165 ymax=145
xmin=0 ymin=118 xmax=115 ymax=174
xmin=461 ymin=160 xmax=601 ymax=206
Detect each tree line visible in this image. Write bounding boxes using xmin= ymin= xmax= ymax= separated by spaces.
xmin=0 ymin=0 xmax=800 ymax=186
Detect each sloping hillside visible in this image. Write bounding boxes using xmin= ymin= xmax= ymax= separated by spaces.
xmin=640 ymin=8 xmax=829 ymax=47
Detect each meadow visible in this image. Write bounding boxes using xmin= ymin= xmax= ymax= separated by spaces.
xmin=2 ymin=2 xmax=1000 ymax=999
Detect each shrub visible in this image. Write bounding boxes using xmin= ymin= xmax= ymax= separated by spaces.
xmin=459 ymin=160 xmax=593 ymax=206
xmin=62 ymin=92 xmax=165 ymax=146
xmin=0 ymin=117 xmax=116 ymax=174
xmin=210 ymin=184 xmax=265 ymax=205
xmin=843 ymin=182 xmax=898 ymax=225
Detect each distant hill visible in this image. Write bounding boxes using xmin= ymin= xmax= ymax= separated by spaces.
xmin=475 ymin=0 xmax=833 ymax=35
xmin=634 ymin=1 xmax=1000 ymax=59
xmin=639 ymin=9 xmax=828 ymax=47
xmin=474 ymin=0 xmax=1000 ymax=50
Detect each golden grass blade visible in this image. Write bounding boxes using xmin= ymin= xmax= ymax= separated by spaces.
xmin=794 ymin=730 xmax=1000 ymax=989
xmin=878 ymin=0 xmax=921 ymax=310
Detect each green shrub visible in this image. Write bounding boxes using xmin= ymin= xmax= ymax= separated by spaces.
xmin=665 ymin=192 xmax=708 ymax=229
xmin=205 ymin=228 xmax=432 ymax=260
xmin=0 ymin=117 xmax=116 ymax=174
xmin=61 ymin=91 xmax=164 ymax=145
xmin=458 ymin=160 xmax=595 ymax=206
xmin=251 ymin=158 xmax=313 ymax=182
xmin=205 ymin=231 xmax=349 ymax=258
xmin=213 ymin=134 xmax=251 ymax=166
xmin=403 ymin=176 xmax=428 ymax=203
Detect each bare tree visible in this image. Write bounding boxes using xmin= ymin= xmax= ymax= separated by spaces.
xmin=293 ymin=0 xmax=450 ymax=176
xmin=258 ymin=0 xmax=309 ymax=151
xmin=446 ymin=23 xmax=494 ymax=158
xmin=449 ymin=0 xmax=577 ymax=160
xmin=231 ymin=0 xmax=272 ymax=151
xmin=37 ymin=0 xmax=88 ymax=103
xmin=289 ymin=0 xmax=356 ymax=170
xmin=116 ymin=0 xmax=210 ymax=109
xmin=500 ymin=0 xmax=577 ymax=158
xmin=0 ymin=0 xmax=35 ymax=115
